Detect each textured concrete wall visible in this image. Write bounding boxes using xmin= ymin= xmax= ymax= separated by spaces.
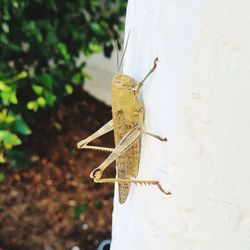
xmin=111 ymin=1 xmax=250 ymax=249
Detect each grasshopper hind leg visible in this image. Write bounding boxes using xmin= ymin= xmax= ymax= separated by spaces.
xmin=89 ymin=125 xmax=171 ymax=202
xmin=77 ymin=119 xmax=114 ymax=152
xmin=93 ymin=177 xmax=171 ymax=199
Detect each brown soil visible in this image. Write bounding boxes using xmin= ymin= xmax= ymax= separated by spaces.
xmin=0 ymin=89 xmax=115 ymax=250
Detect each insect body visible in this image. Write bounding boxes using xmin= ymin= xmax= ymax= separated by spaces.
xmin=77 ymin=58 xmax=170 ymax=203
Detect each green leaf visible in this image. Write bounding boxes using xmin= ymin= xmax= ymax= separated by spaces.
xmin=0 ymin=172 xmax=5 ymax=182
xmin=36 ymin=74 xmax=53 ymax=89
xmin=48 ymin=0 xmax=57 ymax=12
xmin=65 ymin=84 xmax=73 ymax=94
xmin=44 ymin=91 xmax=57 ymax=106
xmin=9 ymin=93 xmax=18 ymax=104
xmin=42 ymin=75 xmax=53 ymax=89
xmin=46 ymin=31 xmax=57 ymax=44
xmin=0 ymin=131 xmax=22 ymax=149
xmin=5 ymin=114 xmax=15 ymax=124
xmin=0 ymin=109 xmax=8 ymax=123
xmin=2 ymin=23 xmax=9 ymax=33
xmin=53 ymin=122 xmax=62 ymax=131
xmin=0 ymin=33 xmax=8 ymax=44
xmin=12 ymin=1 xmax=19 ymax=8
xmin=90 ymin=22 xmax=106 ymax=37
xmin=74 ymin=204 xmax=88 ymax=219
xmin=0 ymin=81 xmax=10 ymax=91
xmin=71 ymin=73 xmax=82 ymax=85
xmin=57 ymin=42 xmax=70 ymax=61
xmin=2 ymin=9 xmax=10 ymax=21
xmin=93 ymin=201 xmax=103 ymax=209
xmin=89 ymin=42 xmax=102 ymax=53
xmin=1 ymin=90 xmax=17 ymax=106
xmin=37 ymin=97 xmax=46 ymax=107
xmin=7 ymin=134 xmax=22 ymax=148
xmin=0 ymin=153 xmax=5 ymax=164
xmin=27 ymin=101 xmax=38 ymax=111
xmin=23 ymin=21 xmax=43 ymax=42
xmin=15 ymin=71 xmax=28 ymax=80
xmin=32 ymin=85 xmax=43 ymax=95
xmin=90 ymin=0 xmax=99 ymax=11
xmin=8 ymin=43 xmax=21 ymax=52
xmin=14 ymin=117 xmax=31 ymax=135
xmin=1 ymin=71 xmax=28 ymax=83
xmin=0 ymin=131 xmax=7 ymax=141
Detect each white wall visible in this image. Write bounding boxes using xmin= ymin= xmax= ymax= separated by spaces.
xmin=111 ymin=1 xmax=250 ymax=250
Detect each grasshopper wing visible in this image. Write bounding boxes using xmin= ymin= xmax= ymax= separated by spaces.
xmin=113 ymin=110 xmax=141 ymax=203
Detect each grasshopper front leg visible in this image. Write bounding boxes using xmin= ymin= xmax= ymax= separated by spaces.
xmin=77 ymin=119 xmax=114 ymax=152
xmin=135 ymin=57 xmax=159 ymax=94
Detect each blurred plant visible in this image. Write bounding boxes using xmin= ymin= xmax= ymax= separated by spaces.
xmin=0 ymin=0 xmax=127 ymax=166
xmin=0 ymin=171 xmax=5 ymax=182
xmin=93 ymin=201 xmax=103 ymax=209
xmin=74 ymin=203 xmax=88 ymax=219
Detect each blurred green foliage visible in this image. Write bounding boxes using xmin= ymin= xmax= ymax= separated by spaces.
xmin=74 ymin=203 xmax=88 ymax=219
xmin=0 ymin=0 xmax=127 ymax=166
xmin=0 ymin=171 xmax=5 ymax=182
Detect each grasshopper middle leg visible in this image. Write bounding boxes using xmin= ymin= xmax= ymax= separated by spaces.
xmin=143 ymin=130 xmax=167 ymax=142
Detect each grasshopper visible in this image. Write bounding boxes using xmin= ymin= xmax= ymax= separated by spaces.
xmin=77 ymin=56 xmax=170 ymax=203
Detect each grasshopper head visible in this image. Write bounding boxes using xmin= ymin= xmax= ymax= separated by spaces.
xmin=111 ymin=74 xmax=137 ymax=89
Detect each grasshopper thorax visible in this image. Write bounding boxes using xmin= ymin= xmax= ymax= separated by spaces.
xmin=112 ymin=74 xmax=137 ymax=89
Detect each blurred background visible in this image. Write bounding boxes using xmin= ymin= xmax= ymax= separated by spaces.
xmin=0 ymin=1 xmax=127 ymax=249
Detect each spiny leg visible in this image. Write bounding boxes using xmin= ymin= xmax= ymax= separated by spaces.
xmin=136 ymin=57 xmax=159 ymax=94
xmin=77 ymin=119 xmax=114 ymax=152
xmin=79 ymin=145 xmax=114 ymax=152
xmin=143 ymin=130 xmax=167 ymax=142
xmin=90 ymin=126 xmax=142 ymax=179
xmin=94 ymin=177 xmax=171 ymax=195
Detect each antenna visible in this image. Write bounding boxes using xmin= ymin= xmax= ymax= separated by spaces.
xmin=106 ymin=29 xmax=120 ymax=71
xmin=118 ymin=30 xmax=131 ymax=72
xmin=113 ymin=40 xmax=120 ymax=71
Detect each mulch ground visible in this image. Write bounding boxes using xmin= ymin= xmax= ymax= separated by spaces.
xmin=0 ymin=88 xmax=115 ymax=250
